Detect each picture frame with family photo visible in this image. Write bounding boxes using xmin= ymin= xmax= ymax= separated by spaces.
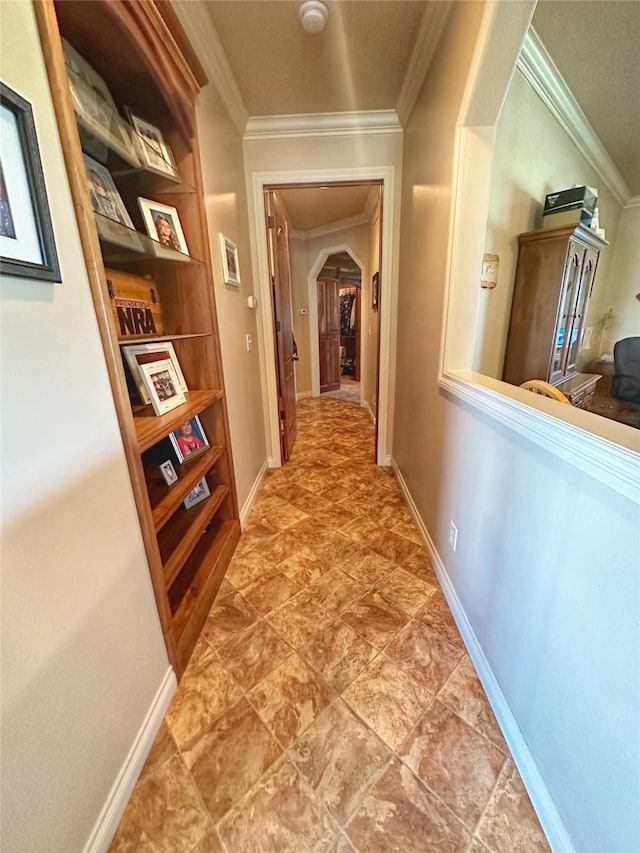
xmin=138 ymin=358 xmax=186 ymax=416
xmin=138 ymin=197 xmax=189 ymax=258
xmin=183 ymin=477 xmax=210 ymax=510
xmin=126 ymin=110 xmax=180 ymax=181
xmin=122 ymin=341 xmax=188 ymax=405
xmin=170 ymin=416 xmax=209 ymax=463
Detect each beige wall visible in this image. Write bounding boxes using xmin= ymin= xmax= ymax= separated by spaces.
xmin=196 ymin=82 xmax=267 ymax=514
xmin=394 ymin=3 xmax=639 ymax=852
xmin=605 ymin=202 xmax=640 ymax=351
xmin=477 ymin=70 xmax=624 ymax=378
xmin=0 ymin=4 xmax=170 ymax=851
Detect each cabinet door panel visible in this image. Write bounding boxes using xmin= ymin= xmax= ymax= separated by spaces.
xmin=551 ymin=242 xmax=582 ymax=383
xmin=566 ymin=248 xmax=598 ymax=373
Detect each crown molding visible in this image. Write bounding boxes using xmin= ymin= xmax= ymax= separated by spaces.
xmin=244 ymin=110 xmax=401 ymax=141
xmin=397 ymin=0 xmax=452 ymax=127
xmin=171 ymin=0 xmax=248 ymax=135
xmin=517 ymin=28 xmax=630 ymax=206
xmin=625 ymin=195 xmax=640 ymax=209
xmin=290 ymin=212 xmax=370 ymax=242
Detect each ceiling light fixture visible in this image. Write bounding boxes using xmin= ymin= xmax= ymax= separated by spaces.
xmin=299 ymin=0 xmax=328 ymax=33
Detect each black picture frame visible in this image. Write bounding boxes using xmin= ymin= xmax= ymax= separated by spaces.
xmin=0 ymin=82 xmax=61 ymax=282
xmin=372 ymin=271 xmax=379 ymax=311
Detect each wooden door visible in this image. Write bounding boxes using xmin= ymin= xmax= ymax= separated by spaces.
xmin=354 ymin=286 xmax=361 ymax=382
xmin=266 ymin=191 xmax=297 ymax=460
xmin=318 ymin=278 xmax=340 ymax=392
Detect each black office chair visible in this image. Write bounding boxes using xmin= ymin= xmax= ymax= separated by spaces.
xmin=612 ymin=338 xmax=640 ymax=421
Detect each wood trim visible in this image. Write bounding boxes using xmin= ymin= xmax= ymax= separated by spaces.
xmin=154 ymin=0 xmax=208 ymax=90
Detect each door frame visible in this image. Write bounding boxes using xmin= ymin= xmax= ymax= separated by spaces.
xmin=250 ymin=167 xmax=396 ymax=467
xmin=308 ymin=243 xmax=367 ymax=403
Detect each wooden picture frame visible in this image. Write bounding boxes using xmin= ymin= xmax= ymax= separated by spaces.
xmin=62 ymin=39 xmax=139 ymax=167
xmin=219 ymin=233 xmax=241 ymax=286
xmin=138 ymin=357 xmax=186 ymax=415
xmin=170 ymin=415 xmax=209 ymax=463
xmin=122 ymin=341 xmax=188 ymax=405
xmin=127 ymin=110 xmax=180 ymax=180
xmin=183 ymin=477 xmax=210 ymax=509
xmin=0 ymin=83 xmax=61 ymax=282
xmin=138 ymin=197 xmax=189 ymax=256
xmin=372 ymin=271 xmax=379 ymax=311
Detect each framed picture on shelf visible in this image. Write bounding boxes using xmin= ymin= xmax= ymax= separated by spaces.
xmin=62 ymin=39 xmax=139 ymax=167
xmin=122 ymin=341 xmax=188 ymax=405
xmin=183 ymin=477 xmax=210 ymax=510
xmin=126 ymin=110 xmax=179 ymax=180
xmin=83 ymin=154 xmax=132 ymax=227
xmin=138 ymin=357 xmax=186 ymax=415
xmin=138 ymin=197 xmax=189 ymax=256
xmin=0 ymin=83 xmax=61 ymax=282
xmin=219 ymin=233 xmax=241 ymax=286
xmin=159 ymin=459 xmax=178 ymax=486
xmin=372 ymin=271 xmax=379 ymax=311
xmin=170 ymin=415 xmax=209 ymax=463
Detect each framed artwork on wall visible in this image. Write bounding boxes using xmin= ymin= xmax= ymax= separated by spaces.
xmin=219 ymin=233 xmax=241 ymax=286
xmin=0 ymin=82 xmax=61 ymax=282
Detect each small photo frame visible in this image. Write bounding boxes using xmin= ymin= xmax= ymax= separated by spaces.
xmin=127 ymin=110 xmax=180 ymax=180
xmin=138 ymin=358 xmax=186 ymax=416
xmin=83 ymin=154 xmax=133 ymax=227
xmin=122 ymin=341 xmax=188 ymax=405
xmin=372 ymin=271 xmax=379 ymax=311
xmin=160 ymin=459 xmax=178 ymax=486
xmin=62 ymin=40 xmax=139 ymax=167
xmin=138 ymin=197 xmax=189 ymax=255
xmin=183 ymin=477 xmax=210 ymax=510
xmin=0 ymin=83 xmax=61 ymax=282
xmin=219 ymin=233 xmax=241 ymax=286
xmin=170 ymin=415 xmax=209 ymax=463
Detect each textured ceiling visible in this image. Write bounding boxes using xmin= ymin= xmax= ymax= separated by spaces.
xmin=532 ymin=0 xmax=640 ymax=196
xmin=204 ymin=0 xmax=429 ymax=117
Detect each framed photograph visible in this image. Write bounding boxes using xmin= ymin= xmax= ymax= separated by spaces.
xmin=372 ymin=271 xmax=379 ymax=311
xmin=159 ymin=459 xmax=178 ymax=486
xmin=127 ymin=110 xmax=179 ymax=180
xmin=0 ymin=83 xmax=60 ymax=282
xmin=62 ymin=39 xmax=139 ymax=167
xmin=83 ymin=154 xmax=133 ymax=227
xmin=183 ymin=477 xmax=210 ymax=510
xmin=122 ymin=341 xmax=188 ymax=405
xmin=138 ymin=357 xmax=186 ymax=416
xmin=138 ymin=197 xmax=189 ymax=256
xmin=219 ymin=233 xmax=241 ymax=286
xmin=170 ymin=415 xmax=209 ymax=463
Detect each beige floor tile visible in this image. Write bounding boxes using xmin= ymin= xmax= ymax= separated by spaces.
xmin=306 ymin=568 xmax=368 ymax=616
xmin=201 ymin=589 xmax=260 ymax=649
xmin=416 ymin=590 xmax=466 ymax=649
xmin=401 ymin=550 xmax=439 ymax=586
xmin=376 ymin=566 xmax=438 ymax=615
xmin=343 ymin=656 xmax=432 ymax=749
xmin=368 ymin=529 xmax=421 ymax=564
xmin=215 ymin=619 xmax=293 ymax=691
xmin=345 ymin=758 xmax=471 ymax=853
xmin=386 ymin=619 xmax=464 ymax=692
xmin=341 ymin=590 xmax=409 ymax=649
xmin=438 ymin=656 xmax=507 ymax=750
xmin=398 ymin=698 xmax=506 ymax=829
xmin=290 ymin=699 xmax=393 ymax=825
xmin=279 ymin=546 xmax=331 ymax=586
xmin=137 ymin=721 xmax=177 ymax=785
xmin=249 ymin=654 xmax=333 ymax=748
xmin=218 ymin=759 xmax=338 ymax=852
xmin=476 ymin=759 xmax=551 ymax=853
xmin=223 ymin=550 xmax=273 ymax=591
xmin=298 ymin=617 xmax=376 ymax=692
xmin=267 ymin=589 xmax=333 ymax=649
xmin=242 ymin=568 xmax=301 ymax=615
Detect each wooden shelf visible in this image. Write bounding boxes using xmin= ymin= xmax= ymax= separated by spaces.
xmin=118 ymin=332 xmax=210 ymax=347
xmin=134 ymin=389 xmax=224 ymax=451
xmin=95 ymin=213 xmax=203 ymax=269
xmin=150 ymin=445 xmax=224 ymax=531
xmin=160 ymin=484 xmax=229 ymax=587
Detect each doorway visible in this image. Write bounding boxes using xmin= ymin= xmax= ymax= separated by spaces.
xmin=252 ymin=168 xmax=394 ymax=468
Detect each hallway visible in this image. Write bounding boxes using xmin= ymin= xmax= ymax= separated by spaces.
xmin=111 ymin=398 xmax=549 ymax=852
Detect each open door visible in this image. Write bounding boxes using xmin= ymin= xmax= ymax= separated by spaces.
xmin=265 ymin=190 xmax=297 ymax=461
xmin=318 ymin=277 xmax=340 ymax=392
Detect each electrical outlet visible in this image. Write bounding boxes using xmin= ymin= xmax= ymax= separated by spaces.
xmin=449 ymin=521 xmax=458 ymax=552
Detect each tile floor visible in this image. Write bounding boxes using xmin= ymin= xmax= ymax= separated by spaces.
xmin=111 ymin=397 xmax=550 ymax=853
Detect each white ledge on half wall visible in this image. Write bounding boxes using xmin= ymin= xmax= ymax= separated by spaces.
xmin=244 ymin=110 xmax=402 ymax=140
xmin=439 ymin=370 xmax=640 ymax=505
xmin=517 ymin=28 xmax=631 ymax=206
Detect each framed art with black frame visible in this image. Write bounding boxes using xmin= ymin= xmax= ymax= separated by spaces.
xmin=0 ymin=82 xmax=61 ymax=282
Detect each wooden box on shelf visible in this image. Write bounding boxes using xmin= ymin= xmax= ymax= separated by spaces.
xmin=35 ymin=0 xmax=240 ymax=678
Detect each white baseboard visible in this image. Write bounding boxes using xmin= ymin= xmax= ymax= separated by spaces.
xmin=365 ymin=399 xmax=376 ymax=424
xmin=240 ymin=460 xmax=268 ymax=527
xmin=83 ymin=667 xmax=177 ymax=853
xmin=392 ymin=460 xmax=575 ymax=853
xmin=296 ymin=390 xmax=312 ymax=401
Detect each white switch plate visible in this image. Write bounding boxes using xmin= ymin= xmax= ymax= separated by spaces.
xmin=449 ymin=521 xmax=458 ymax=552
xmin=245 ymin=334 xmax=253 ymax=351
xmin=247 ymin=295 xmax=257 ymax=309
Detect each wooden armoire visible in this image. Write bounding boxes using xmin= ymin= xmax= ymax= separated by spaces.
xmin=35 ymin=0 xmax=241 ymax=678
xmin=503 ymin=222 xmax=608 ymax=408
